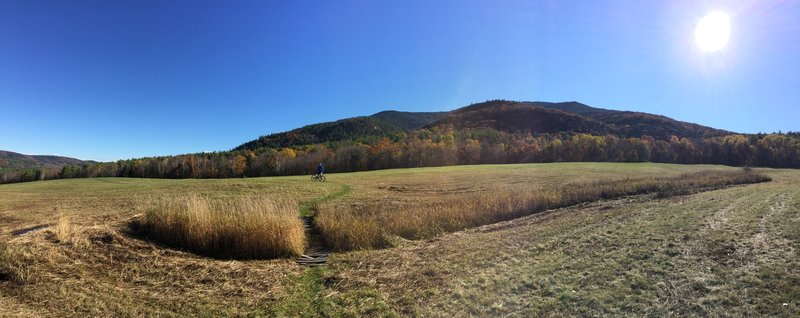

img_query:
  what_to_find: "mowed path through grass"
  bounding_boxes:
[0,163,797,316]
[299,182,352,217]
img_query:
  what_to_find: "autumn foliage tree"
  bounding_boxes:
[3,130,800,184]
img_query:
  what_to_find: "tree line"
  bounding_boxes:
[2,129,800,184]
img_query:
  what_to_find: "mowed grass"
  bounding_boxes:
[328,167,800,317]
[0,162,797,316]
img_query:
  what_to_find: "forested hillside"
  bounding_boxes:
[236,100,729,151]
[0,150,88,170]
[430,103,615,134]
[0,150,92,183]
[431,100,729,139]
[2,100,798,184]
[235,110,447,151]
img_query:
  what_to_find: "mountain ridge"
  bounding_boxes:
[4,100,798,184]
[2,100,738,166]
[235,110,449,150]
[0,150,92,171]
[236,100,731,151]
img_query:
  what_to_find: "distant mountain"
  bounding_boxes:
[532,101,731,139]
[236,100,732,151]
[0,150,91,171]
[589,111,730,139]
[369,110,448,130]
[430,102,614,135]
[235,110,447,150]
[526,101,618,118]
[429,100,730,139]
[6,99,790,185]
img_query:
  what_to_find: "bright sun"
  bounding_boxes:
[695,11,731,52]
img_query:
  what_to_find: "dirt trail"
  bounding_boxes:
[296,216,329,266]
[296,183,351,266]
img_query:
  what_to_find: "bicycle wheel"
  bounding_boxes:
[311,175,317,181]
[320,175,326,182]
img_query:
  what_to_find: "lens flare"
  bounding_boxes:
[695,11,731,52]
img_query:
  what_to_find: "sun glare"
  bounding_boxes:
[695,11,730,52]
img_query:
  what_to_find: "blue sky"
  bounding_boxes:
[1,0,799,161]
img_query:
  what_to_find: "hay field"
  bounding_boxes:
[0,163,798,316]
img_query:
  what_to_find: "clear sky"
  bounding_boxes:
[1,0,799,161]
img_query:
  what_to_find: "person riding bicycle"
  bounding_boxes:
[315,163,324,177]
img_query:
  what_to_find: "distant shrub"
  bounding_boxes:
[140,196,304,259]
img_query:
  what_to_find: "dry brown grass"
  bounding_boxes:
[0,245,32,284]
[327,169,800,317]
[316,170,771,251]
[1,163,791,316]
[139,195,305,259]
[0,224,304,317]
[52,214,73,243]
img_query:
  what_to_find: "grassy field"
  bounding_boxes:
[140,195,305,259]
[0,163,798,316]
[316,170,769,250]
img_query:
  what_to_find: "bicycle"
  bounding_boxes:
[311,173,326,182]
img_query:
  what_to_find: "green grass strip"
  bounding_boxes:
[299,183,353,217]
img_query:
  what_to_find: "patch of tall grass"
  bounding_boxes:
[52,214,74,243]
[316,170,771,251]
[140,195,305,259]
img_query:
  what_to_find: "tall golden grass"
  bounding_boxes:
[316,170,771,251]
[53,214,74,243]
[141,195,305,259]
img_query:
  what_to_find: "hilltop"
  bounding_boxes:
[0,150,91,171]
[236,100,730,151]
[441,100,730,139]
[235,110,448,150]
